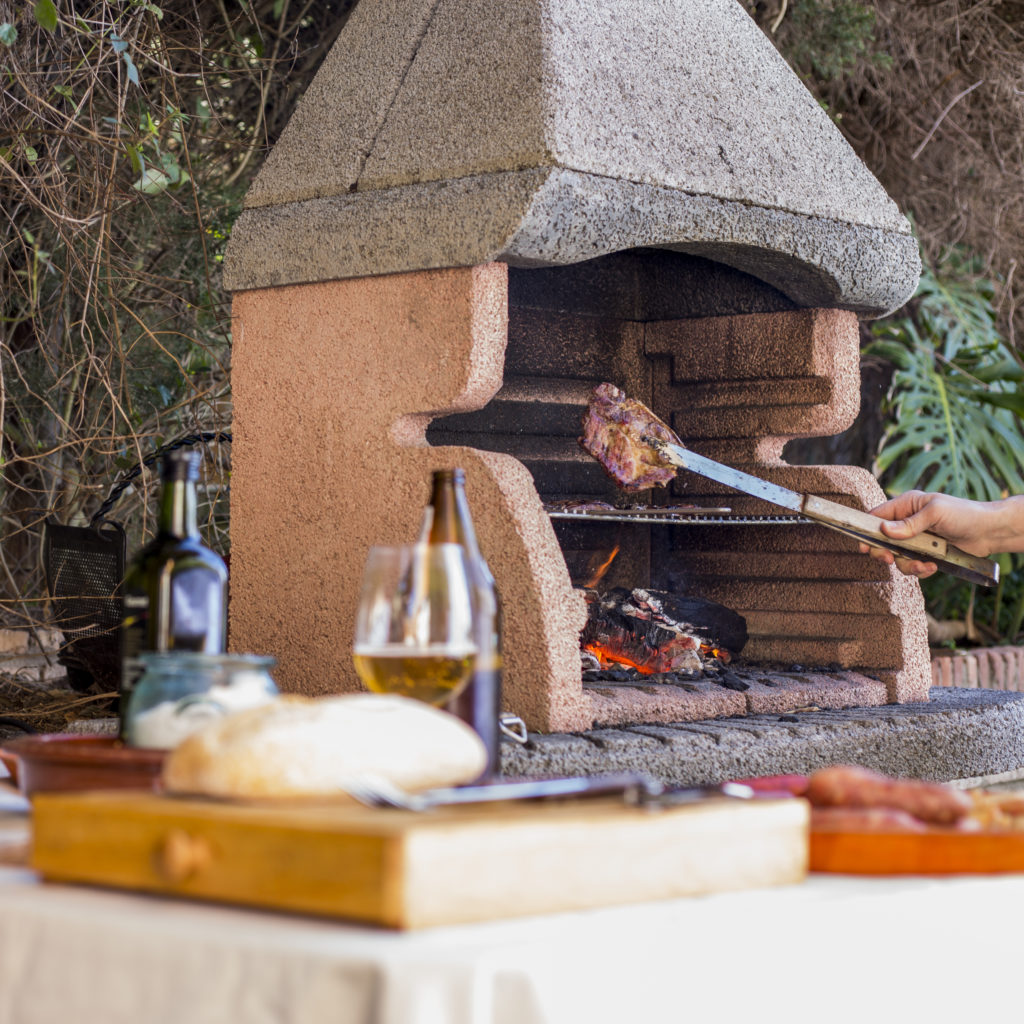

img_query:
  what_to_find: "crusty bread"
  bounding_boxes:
[161,694,487,799]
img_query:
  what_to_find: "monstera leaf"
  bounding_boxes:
[867,254,1024,639]
[868,259,1024,503]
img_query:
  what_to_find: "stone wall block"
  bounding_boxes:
[647,308,861,443]
[992,652,1007,691]
[976,651,990,688]
[966,655,979,689]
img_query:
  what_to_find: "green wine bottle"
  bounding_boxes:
[119,450,228,729]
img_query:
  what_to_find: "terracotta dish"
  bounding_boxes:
[0,734,165,796]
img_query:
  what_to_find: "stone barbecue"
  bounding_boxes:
[222,0,930,734]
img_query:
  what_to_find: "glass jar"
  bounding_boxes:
[124,652,278,750]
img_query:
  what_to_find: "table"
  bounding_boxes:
[0,856,1021,1024]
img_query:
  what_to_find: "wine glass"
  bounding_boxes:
[352,543,478,706]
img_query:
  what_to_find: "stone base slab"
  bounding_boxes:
[585,669,887,728]
[501,687,1024,785]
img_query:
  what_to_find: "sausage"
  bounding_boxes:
[805,765,973,825]
[810,806,928,833]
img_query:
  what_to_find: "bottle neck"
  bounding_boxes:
[427,473,481,558]
[158,478,199,539]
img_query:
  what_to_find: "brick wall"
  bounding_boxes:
[931,646,1024,691]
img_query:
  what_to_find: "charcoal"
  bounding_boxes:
[718,677,750,692]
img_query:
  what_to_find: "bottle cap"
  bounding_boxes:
[161,449,201,482]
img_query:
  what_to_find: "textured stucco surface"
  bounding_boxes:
[501,688,1024,785]
[644,308,931,703]
[648,307,862,442]
[223,0,920,315]
[586,671,887,729]
[657,462,933,703]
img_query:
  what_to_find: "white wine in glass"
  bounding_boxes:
[352,544,478,706]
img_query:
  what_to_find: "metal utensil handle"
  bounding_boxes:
[822,522,998,588]
[637,781,756,808]
[498,713,528,744]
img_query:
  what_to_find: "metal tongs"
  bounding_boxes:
[643,436,999,588]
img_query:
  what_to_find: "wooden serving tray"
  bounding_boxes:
[810,828,1024,875]
[31,791,808,929]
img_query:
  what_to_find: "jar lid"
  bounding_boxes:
[138,652,276,671]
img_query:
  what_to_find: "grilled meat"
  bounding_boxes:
[578,383,680,492]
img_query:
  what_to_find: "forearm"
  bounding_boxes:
[976,495,1024,555]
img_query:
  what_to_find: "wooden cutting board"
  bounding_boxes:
[31,791,808,928]
[810,828,1024,875]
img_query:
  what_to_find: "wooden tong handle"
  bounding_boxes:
[803,496,999,587]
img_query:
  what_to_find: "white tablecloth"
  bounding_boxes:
[1,861,1022,1024]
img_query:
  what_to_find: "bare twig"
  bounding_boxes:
[911,78,985,160]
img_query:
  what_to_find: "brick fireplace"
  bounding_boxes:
[222,0,928,733]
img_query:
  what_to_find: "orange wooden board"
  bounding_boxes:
[31,790,809,928]
[810,828,1024,875]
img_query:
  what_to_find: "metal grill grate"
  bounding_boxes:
[546,507,811,527]
[43,523,126,638]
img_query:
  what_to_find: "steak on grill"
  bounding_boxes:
[579,383,681,492]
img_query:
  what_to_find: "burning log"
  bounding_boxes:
[580,587,747,676]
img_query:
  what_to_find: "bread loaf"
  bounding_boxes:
[162,694,488,799]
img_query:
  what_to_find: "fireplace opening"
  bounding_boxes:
[420,246,928,725]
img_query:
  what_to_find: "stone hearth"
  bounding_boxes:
[501,688,1024,785]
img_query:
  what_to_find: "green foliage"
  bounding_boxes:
[747,0,891,84]
[785,0,889,81]
[868,253,1024,641]
[33,0,57,33]
[868,256,1024,501]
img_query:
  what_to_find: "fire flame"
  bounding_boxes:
[583,545,620,589]
[583,641,657,675]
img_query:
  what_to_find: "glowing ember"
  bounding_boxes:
[579,586,746,677]
[583,638,725,675]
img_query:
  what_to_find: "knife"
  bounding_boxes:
[349,772,756,811]
[643,437,998,587]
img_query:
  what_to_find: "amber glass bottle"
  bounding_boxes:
[119,450,228,729]
[425,468,503,778]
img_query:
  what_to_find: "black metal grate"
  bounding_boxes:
[43,521,126,691]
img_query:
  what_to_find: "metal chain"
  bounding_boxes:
[89,431,233,528]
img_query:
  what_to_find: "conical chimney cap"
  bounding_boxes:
[223,0,919,315]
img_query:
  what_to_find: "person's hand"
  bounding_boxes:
[859,490,998,579]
